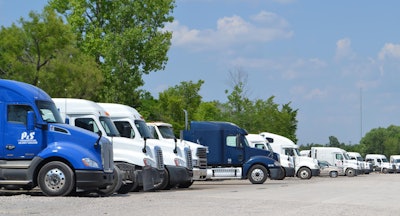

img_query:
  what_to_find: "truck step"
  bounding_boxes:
[208,167,242,179]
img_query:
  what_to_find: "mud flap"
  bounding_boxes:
[142,166,155,191]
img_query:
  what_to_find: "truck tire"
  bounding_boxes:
[345,168,356,177]
[382,168,388,174]
[329,171,338,178]
[154,169,170,190]
[97,165,122,196]
[297,167,312,179]
[247,165,268,184]
[115,163,136,194]
[178,180,194,188]
[37,161,75,196]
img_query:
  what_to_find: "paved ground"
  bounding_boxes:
[0,172,398,216]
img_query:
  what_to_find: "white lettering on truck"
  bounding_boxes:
[18,132,38,144]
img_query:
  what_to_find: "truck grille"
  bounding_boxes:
[154,146,164,170]
[101,139,114,173]
[196,147,208,169]
[185,147,193,170]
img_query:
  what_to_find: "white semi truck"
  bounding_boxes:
[53,98,165,192]
[310,147,359,177]
[365,154,392,173]
[98,103,194,189]
[259,132,320,179]
[347,152,372,174]
[147,122,208,182]
[246,134,294,180]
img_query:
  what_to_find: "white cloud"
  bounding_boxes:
[305,88,326,100]
[165,11,293,51]
[378,43,400,60]
[335,38,356,60]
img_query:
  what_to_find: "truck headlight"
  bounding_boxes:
[143,157,156,168]
[82,158,99,168]
[174,158,186,167]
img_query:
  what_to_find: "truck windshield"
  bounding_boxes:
[135,120,154,139]
[36,100,63,123]
[157,125,175,139]
[99,116,120,137]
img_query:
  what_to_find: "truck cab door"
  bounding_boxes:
[333,153,344,168]
[2,104,43,159]
[225,134,244,165]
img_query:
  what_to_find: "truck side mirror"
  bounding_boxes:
[26,111,35,131]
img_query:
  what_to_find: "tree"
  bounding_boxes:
[49,0,175,106]
[328,136,341,147]
[0,7,103,98]
[359,125,400,157]
[157,80,204,132]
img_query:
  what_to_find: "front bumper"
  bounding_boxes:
[269,167,283,180]
[311,168,320,176]
[284,167,295,177]
[75,170,114,190]
[192,167,207,180]
[166,165,193,186]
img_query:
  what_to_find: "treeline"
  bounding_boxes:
[299,125,400,158]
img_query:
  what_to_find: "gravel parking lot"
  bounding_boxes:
[0,172,398,216]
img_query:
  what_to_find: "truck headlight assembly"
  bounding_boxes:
[143,157,156,168]
[82,158,100,168]
[174,158,186,167]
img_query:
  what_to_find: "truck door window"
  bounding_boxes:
[254,144,265,149]
[7,105,33,124]
[226,136,237,147]
[75,118,100,134]
[335,154,344,160]
[114,121,135,138]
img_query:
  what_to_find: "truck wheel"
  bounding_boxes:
[178,180,194,188]
[118,183,135,194]
[329,171,338,178]
[154,169,170,190]
[247,165,268,184]
[382,168,388,174]
[37,161,75,196]
[297,167,312,179]
[98,165,122,196]
[345,168,355,177]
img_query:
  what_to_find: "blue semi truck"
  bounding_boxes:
[183,121,283,184]
[0,79,116,196]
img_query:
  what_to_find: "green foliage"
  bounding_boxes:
[0,7,103,98]
[156,80,204,132]
[359,125,400,157]
[49,0,175,106]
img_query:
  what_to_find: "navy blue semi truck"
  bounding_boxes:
[0,79,117,196]
[183,121,283,184]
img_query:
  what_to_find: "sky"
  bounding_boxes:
[2,0,400,146]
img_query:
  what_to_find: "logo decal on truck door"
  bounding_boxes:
[18,132,38,144]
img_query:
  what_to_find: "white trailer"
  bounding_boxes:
[246,134,295,179]
[53,98,165,192]
[147,122,208,181]
[259,132,320,179]
[310,147,359,177]
[98,103,194,189]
